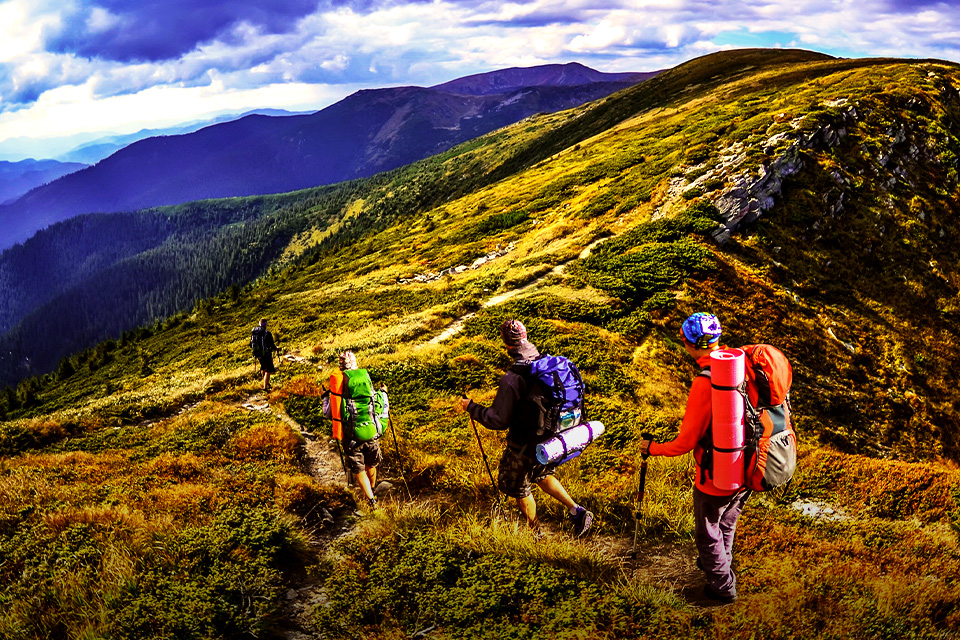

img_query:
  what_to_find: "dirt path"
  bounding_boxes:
[605,537,721,607]
[240,390,355,639]
[242,368,723,635]
[424,239,605,345]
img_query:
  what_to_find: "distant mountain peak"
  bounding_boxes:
[430,61,659,96]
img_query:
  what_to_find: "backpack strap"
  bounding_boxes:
[568,359,587,421]
[696,367,713,485]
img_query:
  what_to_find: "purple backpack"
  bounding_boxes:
[514,355,586,436]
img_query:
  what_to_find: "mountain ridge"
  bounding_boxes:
[0,158,88,204]
[0,63,654,251]
[430,61,657,95]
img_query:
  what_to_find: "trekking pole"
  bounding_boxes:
[464,394,506,518]
[388,415,413,500]
[631,432,654,558]
[334,439,352,486]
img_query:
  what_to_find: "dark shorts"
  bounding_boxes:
[257,355,276,374]
[343,439,382,474]
[496,442,555,499]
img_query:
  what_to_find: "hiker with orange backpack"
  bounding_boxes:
[323,350,389,510]
[640,312,797,604]
[640,313,746,604]
[458,319,594,537]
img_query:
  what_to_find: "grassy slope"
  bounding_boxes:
[2,50,960,638]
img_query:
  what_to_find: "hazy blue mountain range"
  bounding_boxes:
[0,109,310,164]
[0,159,89,204]
[0,63,655,251]
[53,109,312,164]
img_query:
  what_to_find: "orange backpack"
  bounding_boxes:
[700,344,797,492]
[329,370,345,441]
[740,344,797,491]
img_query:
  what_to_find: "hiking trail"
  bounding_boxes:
[241,390,351,639]
[424,238,605,345]
[231,352,734,633]
[240,383,415,638]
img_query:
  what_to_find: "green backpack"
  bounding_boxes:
[341,369,387,442]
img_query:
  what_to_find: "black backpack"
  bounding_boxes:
[512,355,587,436]
[250,326,267,358]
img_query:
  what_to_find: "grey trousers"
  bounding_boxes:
[693,487,752,597]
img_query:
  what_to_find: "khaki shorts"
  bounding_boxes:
[496,442,555,499]
[343,439,382,474]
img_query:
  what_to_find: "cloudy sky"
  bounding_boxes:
[1,0,958,157]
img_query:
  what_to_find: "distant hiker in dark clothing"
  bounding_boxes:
[323,350,388,510]
[250,318,278,391]
[459,319,593,537]
[640,312,750,604]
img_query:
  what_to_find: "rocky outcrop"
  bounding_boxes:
[669,69,960,243]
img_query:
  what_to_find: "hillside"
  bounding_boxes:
[1,48,960,639]
[0,62,651,251]
[0,65,656,388]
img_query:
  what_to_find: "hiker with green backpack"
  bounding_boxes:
[323,350,389,510]
[458,319,594,537]
[640,312,797,605]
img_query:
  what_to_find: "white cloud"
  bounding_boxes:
[0,77,353,142]
[0,1,57,62]
[320,55,350,73]
[570,20,628,51]
[1,0,960,151]
[86,6,120,33]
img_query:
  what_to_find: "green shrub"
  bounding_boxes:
[314,519,689,639]
[474,210,530,235]
[0,506,303,640]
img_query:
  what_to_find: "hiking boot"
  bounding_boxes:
[703,584,737,604]
[570,506,593,537]
[368,497,378,511]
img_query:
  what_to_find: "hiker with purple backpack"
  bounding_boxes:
[458,319,593,537]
